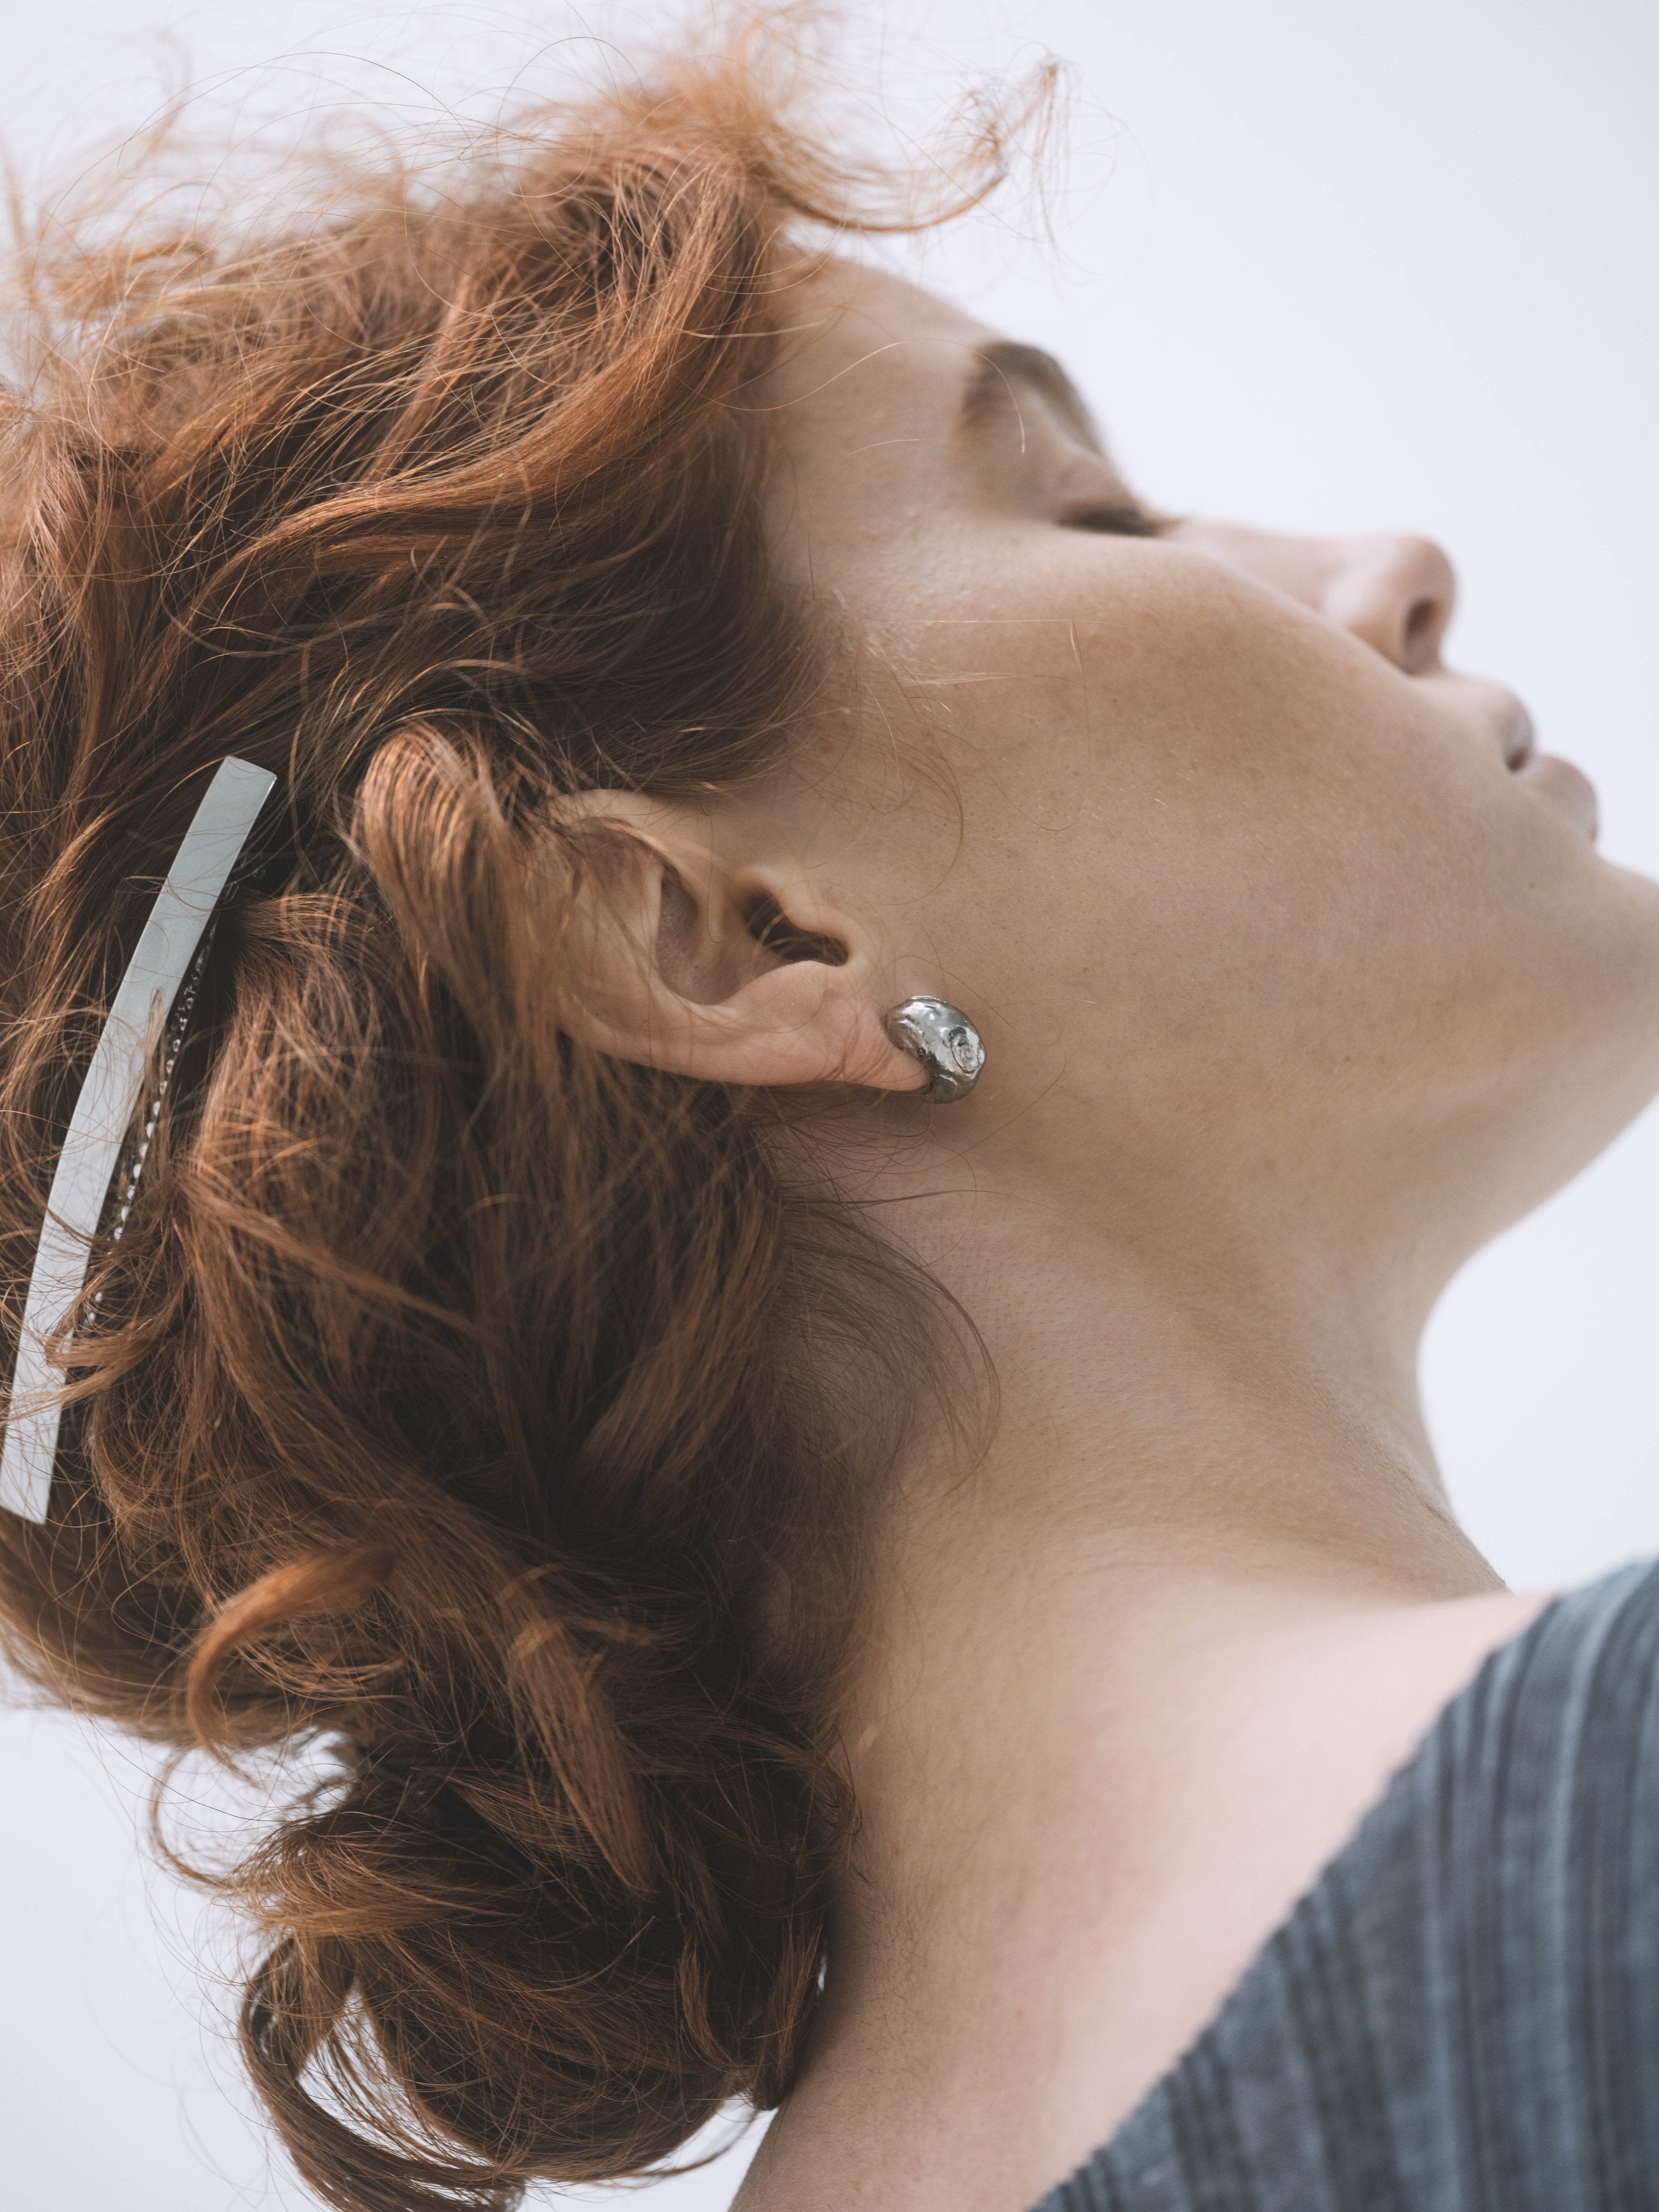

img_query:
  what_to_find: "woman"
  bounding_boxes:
[3,23,1658,2212]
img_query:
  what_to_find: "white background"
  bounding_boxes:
[2,1,1656,2205]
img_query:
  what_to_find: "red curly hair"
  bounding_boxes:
[0,16,1035,2209]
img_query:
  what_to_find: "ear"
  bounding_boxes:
[548,791,929,1094]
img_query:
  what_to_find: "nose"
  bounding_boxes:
[1319,534,1457,674]
[1171,521,1458,676]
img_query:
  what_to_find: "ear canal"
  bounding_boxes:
[741,891,849,968]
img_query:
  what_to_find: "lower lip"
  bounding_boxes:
[1514,751,1599,841]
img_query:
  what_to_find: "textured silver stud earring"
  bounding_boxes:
[883,996,985,1102]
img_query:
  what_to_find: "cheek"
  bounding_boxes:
[909,587,1605,1132]
[962,769,1476,1126]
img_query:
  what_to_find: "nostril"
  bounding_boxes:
[1403,596,1441,663]
[1319,533,1457,671]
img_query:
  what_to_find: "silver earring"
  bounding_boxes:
[883,997,985,1102]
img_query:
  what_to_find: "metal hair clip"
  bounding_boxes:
[0,757,277,1522]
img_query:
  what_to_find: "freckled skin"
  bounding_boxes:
[581,254,1659,2212]
[753,258,1659,1281]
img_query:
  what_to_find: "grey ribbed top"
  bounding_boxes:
[1028,1556,1659,2212]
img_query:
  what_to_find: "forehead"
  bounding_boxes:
[764,256,994,434]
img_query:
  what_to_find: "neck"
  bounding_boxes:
[736,1149,1528,2211]
[828,1165,1501,1817]
[863,1149,1497,1619]
[822,1151,1504,1916]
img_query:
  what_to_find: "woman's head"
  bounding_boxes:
[602,252,1659,1325]
[4,20,1659,2212]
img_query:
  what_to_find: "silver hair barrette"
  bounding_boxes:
[0,757,277,1523]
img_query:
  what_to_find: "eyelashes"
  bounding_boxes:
[1061,501,1169,538]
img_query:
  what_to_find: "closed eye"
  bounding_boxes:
[1062,502,1168,538]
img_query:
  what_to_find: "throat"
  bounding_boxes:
[737,1193,1515,2212]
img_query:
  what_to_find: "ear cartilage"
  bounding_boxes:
[882,997,985,1103]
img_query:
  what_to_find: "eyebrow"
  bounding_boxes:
[958,340,1102,450]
